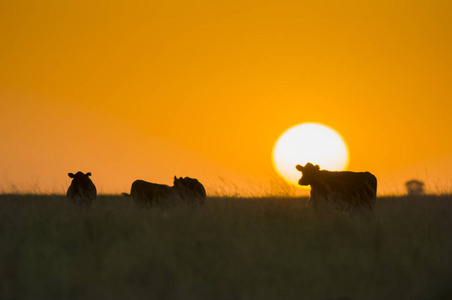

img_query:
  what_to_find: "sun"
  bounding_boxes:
[272,123,349,186]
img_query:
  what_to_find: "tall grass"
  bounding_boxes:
[0,194,451,299]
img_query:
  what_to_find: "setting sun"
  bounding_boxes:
[272,123,349,186]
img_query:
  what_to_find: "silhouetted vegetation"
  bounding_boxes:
[405,179,425,196]
[0,194,451,299]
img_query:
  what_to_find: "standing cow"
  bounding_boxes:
[67,171,97,208]
[123,176,206,206]
[296,163,377,211]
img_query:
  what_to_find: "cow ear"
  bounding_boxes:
[68,173,75,178]
[86,172,92,177]
[295,165,303,172]
[315,165,320,171]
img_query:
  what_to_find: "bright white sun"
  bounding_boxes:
[272,123,349,186]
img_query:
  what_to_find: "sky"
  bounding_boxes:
[1,0,451,195]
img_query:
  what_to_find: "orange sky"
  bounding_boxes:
[1,1,451,195]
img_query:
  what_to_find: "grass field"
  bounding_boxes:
[0,194,451,299]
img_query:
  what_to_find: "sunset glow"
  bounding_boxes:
[1,1,451,195]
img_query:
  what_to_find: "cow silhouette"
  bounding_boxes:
[67,171,97,208]
[123,176,206,206]
[296,163,377,211]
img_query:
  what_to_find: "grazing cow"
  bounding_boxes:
[296,163,377,211]
[67,171,97,208]
[123,176,206,206]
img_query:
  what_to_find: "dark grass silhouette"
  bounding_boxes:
[0,194,451,299]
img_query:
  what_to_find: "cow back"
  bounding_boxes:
[311,170,377,210]
[130,180,175,204]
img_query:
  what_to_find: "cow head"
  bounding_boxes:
[173,176,206,204]
[68,172,92,180]
[173,176,186,189]
[295,163,320,186]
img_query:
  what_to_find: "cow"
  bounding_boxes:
[295,163,377,212]
[123,176,206,206]
[173,176,206,205]
[67,171,97,208]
